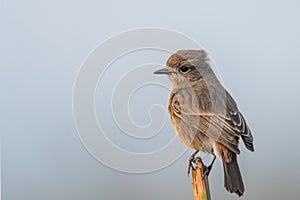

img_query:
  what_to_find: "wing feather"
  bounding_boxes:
[170,90,254,153]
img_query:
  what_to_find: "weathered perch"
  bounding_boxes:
[191,159,211,200]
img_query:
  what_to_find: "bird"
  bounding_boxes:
[153,50,254,196]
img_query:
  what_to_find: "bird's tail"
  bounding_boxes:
[222,153,244,196]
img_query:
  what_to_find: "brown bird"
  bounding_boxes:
[154,50,254,196]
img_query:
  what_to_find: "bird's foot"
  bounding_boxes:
[201,165,212,179]
[201,155,216,179]
[187,157,195,176]
[187,150,199,176]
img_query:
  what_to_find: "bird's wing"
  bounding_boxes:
[225,93,254,152]
[170,90,253,154]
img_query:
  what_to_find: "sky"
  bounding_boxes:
[1,0,300,200]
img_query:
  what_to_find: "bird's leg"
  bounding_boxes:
[187,150,199,176]
[202,155,216,178]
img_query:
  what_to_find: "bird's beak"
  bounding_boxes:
[153,68,172,75]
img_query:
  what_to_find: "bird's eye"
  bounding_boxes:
[179,65,190,73]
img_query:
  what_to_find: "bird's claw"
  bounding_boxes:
[201,165,212,179]
[187,156,201,177]
[187,157,194,177]
[188,150,200,176]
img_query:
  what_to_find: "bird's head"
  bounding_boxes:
[154,50,216,89]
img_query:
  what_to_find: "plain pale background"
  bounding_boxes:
[1,0,300,200]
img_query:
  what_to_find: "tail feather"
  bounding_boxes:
[222,153,244,196]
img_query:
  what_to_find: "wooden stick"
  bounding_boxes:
[191,159,211,200]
